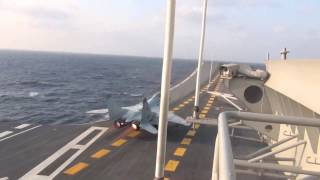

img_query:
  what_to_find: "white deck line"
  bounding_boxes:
[0,125,42,143]
[15,124,31,129]
[19,126,108,180]
[0,131,13,138]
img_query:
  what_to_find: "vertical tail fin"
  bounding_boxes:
[107,99,126,120]
[141,97,158,134]
[141,98,153,123]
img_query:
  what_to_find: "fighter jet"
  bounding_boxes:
[87,92,190,134]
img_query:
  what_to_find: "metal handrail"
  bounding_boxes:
[154,0,176,179]
[212,111,320,180]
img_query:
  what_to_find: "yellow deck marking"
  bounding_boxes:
[201,110,208,114]
[165,160,180,172]
[186,130,196,137]
[199,114,206,118]
[174,147,186,157]
[112,138,127,147]
[127,131,141,138]
[183,101,189,105]
[204,107,210,110]
[179,104,184,108]
[210,97,215,101]
[91,149,110,159]
[194,124,200,129]
[181,138,192,145]
[208,100,214,103]
[173,107,180,111]
[64,162,88,175]
[164,178,170,180]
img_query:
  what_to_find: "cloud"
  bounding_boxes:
[0,0,319,61]
[273,26,287,34]
[212,0,282,8]
[0,1,76,19]
[25,7,70,21]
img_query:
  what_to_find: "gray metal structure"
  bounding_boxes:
[193,0,208,119]
[212,111,320,180]
[154,0,176,179]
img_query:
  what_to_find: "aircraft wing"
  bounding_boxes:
[168,112,191,126]
[140,123,158,134]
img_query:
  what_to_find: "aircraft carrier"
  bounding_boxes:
[2,57,320,180]
[1,0,320,179]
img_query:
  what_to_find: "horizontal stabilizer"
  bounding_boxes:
[168,112,191,126]
[140,123,158,134]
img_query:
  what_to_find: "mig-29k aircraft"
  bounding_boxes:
[87,93,190,134]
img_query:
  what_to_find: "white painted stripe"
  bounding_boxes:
[0,125,42,143]
[0,177,9,180]
[15,124,31,129]
[0,131,13,138]
[19,126,108,180]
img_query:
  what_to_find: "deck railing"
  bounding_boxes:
[212,111,320,180]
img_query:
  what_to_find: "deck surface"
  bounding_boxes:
[0,77,270,180]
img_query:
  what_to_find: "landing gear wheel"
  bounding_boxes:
[114,119,126,128]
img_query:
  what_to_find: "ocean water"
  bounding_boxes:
[0,50,196,124]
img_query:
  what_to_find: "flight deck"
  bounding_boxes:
[0,77,269,180]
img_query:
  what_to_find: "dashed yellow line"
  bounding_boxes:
[91,149,111,159]
[173,107,180,111]
[111,138,127,147]
[165,160,180,172]
[194,124,200,129]
[174,147,187,157]
[127,131,141,138]
[186,130,196,137]
[181,138,192,145]
[201,110,208,114]
[163,80,219,177]
[199,114,206,118]
[64,162,89,175]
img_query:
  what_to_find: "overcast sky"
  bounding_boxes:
[0,0,319,62]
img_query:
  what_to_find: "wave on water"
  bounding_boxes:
[130,93,143,97]
[16,80,64,87]
[29,92,39,97]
